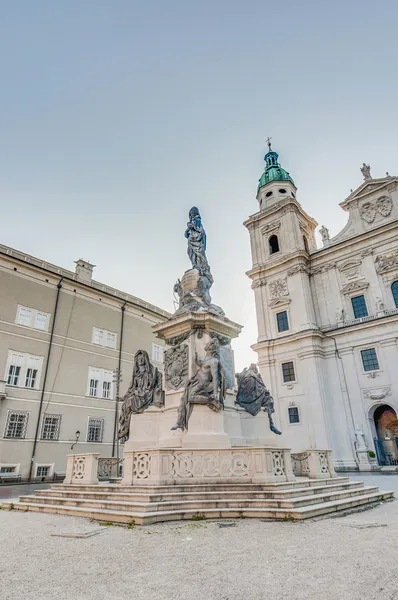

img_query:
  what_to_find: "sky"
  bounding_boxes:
[1,0,398,370]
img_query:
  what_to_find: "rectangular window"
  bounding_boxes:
[152,344,164,363]
[6,352,43,389]
[276,311,289,332]
[351,295,368,318]
[34,312,49,331]
[361,348,380,372]
[36,465,51,477]
[102,381,111,399]
[87,368,113,398]
[5,411,29,439]
[92,328,117,349]
[0,466,16,474]
[87,418,104,442]
[16,305,50,331]
[288,407,300,424]
[282,361,296,383]
[36,466,50,477]
[7,353,24,386]
[16,307,33,327]
[41,414,61,440]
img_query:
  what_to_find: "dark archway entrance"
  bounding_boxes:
[373,404,398,465]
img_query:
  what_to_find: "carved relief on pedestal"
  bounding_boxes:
[164,344,189,390]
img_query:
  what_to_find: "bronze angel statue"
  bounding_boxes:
[235,364,281,435]
[171,338,226,431]
[118,349,164,442]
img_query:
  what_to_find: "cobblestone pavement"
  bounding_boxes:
[0,474,397,600]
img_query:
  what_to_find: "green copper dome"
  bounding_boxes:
[258,144,295,190]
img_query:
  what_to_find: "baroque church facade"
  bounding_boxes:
[245,143,398,470]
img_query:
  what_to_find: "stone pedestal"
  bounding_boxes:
[152,310,243,449]
[64,453,100,485]
[356,449,374,471]
[121,446,295,486]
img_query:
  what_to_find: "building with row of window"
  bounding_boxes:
[0,246,168,480]
[245,143,398,469]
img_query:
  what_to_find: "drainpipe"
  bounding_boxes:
[112,302,126,459]
[28,277,63,481]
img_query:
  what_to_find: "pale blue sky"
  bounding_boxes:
[1,1,397,369]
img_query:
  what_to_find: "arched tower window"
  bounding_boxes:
[269,235,280,254]
[392,281,398,307]
[303,235,309,252]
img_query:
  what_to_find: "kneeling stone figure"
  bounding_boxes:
[235,364,281,435]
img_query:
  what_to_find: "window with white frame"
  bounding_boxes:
[15,305,50,331]
[87,367,114,398]
[92,327,117,349]
[0,465,17,474]
[282,361,296,383]
[288,406,300,424]
[360,348,380,372]
[41,414,61,440]
[87,418,104,442]
[152,343,164,363]
[6,351,43,389]
[4,411,29,438]
[36,465,51,477]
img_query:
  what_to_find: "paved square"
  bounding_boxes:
[1,475,397,600]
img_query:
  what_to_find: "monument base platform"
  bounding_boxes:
[4,476,393,526]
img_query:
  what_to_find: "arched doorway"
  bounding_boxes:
[373,404,398,465]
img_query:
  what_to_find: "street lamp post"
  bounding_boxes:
[112,368,122,475]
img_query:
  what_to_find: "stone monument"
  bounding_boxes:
[121,207,296,486]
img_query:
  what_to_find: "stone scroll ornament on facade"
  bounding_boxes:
[235,364,281,435]
[171,338,226,431]
[118,350,165,442]
[360,196,393,223]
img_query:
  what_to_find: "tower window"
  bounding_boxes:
[303,236,309,252]
[351,295,368,318]
[288,407,300,424]
[279,188,287,194]
[265,191,273,198]
[282,361,296,383]
[392,281,398,308]
[269,235,280,254]
[276,311,289,332]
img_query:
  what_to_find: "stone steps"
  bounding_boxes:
[2,490,393,525]
[33,480,363,503]
[18,485,380,512]
[48,477,351,494]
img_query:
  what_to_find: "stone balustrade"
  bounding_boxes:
[63,453,100,485]
[97,457,121,480]
[291,449,336,479]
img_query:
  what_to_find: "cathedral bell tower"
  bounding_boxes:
[244,141,330,451]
